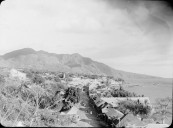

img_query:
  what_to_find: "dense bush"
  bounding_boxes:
[32,75,45,84]
[151,97,172,124]
[115,78,125,82]
[117,100,152,119]
[102,91,112,97]
[88,75,98,79]
[58,73,65,79]
[54,76,61,82]
[110,86,141,97]
[60,87,80,112]
[64,87,80,104]
[49,101,63,112]
[38,96,52,109]
[25,70,34,79]
[4,85,19,98]
[107,76,114,79]
[0,69,84,127]
[66,77,73,82]
[0,75,5,84]
[57,83,68,90]
[61,100,72,111]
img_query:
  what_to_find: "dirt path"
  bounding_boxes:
[75,90,108,127]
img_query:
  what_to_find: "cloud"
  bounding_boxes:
[0,0,172,77]
[103,0,173,53]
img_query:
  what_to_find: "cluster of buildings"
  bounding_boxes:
[87,79,155,127]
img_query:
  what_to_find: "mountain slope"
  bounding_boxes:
[0,48,171,84]
[3,48,36,60]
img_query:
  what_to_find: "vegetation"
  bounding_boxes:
[117,99,152,120]
[0,68,172,127]
[151,97,172,124]
[0,69,81,127]
[110,86,142,97]
[54,76,61,82]
[32,74,45,84]
[0,75,5,84]
[64,87,78,103]
[88,75,99,79]
[114,78,125,83]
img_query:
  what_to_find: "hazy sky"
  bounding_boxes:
[0,0,173,78]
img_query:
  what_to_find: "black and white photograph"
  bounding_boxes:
[0,0,172,127]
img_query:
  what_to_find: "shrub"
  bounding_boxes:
[64,87,80,104]
[49,101,63,112]
[56,83,67,90]
[111,87,141,97]
[54,76,61,82]
[151,97,172,123]
[32,75,45,84]
[38,96,52,109]
[61,100,72,111]
[58,73,64,79]
[25,71,34,79]
[89,75,98,79]
[0,75,5,84]
[117,100,152,118]
[66,77,73,82]
[4,85,19,97]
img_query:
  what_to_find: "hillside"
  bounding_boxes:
[0,48,171,84]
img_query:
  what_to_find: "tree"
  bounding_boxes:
[0,75,5,91]
[61,100,72,111]
[134,103,152,121]
[103,91,112,97]
[38,95,52,109]
[111,87,140,97]
[117,100,152,121]
[64,87,80,104]
[32,75,45,84]
[152,97,172,124]
[25,70,34,79]
[0,75,5,84]
[54,76,61,82]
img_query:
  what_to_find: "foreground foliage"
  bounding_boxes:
[0,69,80,127]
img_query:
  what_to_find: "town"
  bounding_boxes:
[0,67,172,127]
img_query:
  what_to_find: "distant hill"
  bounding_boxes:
[0,48,171,84]
[2,48,36,60]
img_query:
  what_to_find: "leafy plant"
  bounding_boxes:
[151,97,172,124]
[117,100,152,119]
[32,75,45,84]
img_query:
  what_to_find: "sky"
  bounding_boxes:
[0,0,173,78]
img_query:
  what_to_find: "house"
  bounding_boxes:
[95,100,106,107]
[102,107,124,119]
[118,113,147,127]
[144,123,169,128]
[101,97,119,107]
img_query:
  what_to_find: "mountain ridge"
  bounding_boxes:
[0,48,171,83]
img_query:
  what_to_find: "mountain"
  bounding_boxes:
[0,48,171,84]
[2,48,36,60]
